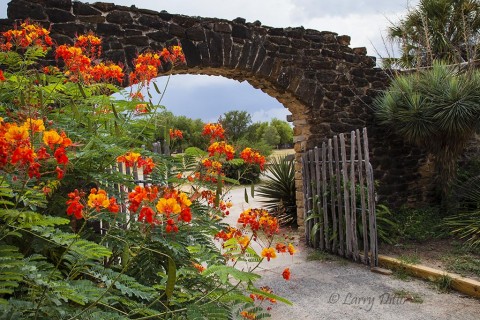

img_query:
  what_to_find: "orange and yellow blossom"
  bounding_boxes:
[156,197,181,215]
[287,243,296,255]
[1,21,52,51]
[87,188,110,211]
[202,123,225,140]
[207,141,235,160]
[23,118,45,133]
[4,123,29,142]
[261,247,277,261]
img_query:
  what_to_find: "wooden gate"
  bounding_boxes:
[301,128,378,267]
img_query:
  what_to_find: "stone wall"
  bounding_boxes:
[1,0,431,228]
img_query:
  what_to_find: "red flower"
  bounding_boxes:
[202,123,225,140]
[282,268,291,280]
[66,189,84,219]
[55,166,64,179]
[139,206,156,224]
[54,147,69,164]
[108,197,119,213]
[0,69,5,81]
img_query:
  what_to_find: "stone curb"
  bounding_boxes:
[378,254,480,299]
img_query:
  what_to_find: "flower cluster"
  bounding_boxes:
[0,20,53,51]
[116,151,155,175]
[66,188,118,220]
[240,147,266,170]
[129,47,186,85]
[169,128,183,139]
[55,33,124,84]
[88,188,119,213]
[250,286,277,304]
[238,208,279,236]
[202,123,225,141]
[0,118,72,179]
[207,141,235,160]
[128,186,193,232]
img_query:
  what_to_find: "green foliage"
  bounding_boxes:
[262,126,281,147]
[374,63,480,205]
[223,158,261,184]
[270,118,293,146]
[218,110,252,141]
[394,207,445,241]
[386,0,480,68]
[256,156,297,226]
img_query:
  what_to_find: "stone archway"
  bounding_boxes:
[3,0,425,228]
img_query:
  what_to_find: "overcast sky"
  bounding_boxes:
[0,0,419,123]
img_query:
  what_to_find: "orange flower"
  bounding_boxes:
[156,197,181,215]
[5,123,29,142]
[137,156,155,174]
[43,129,63,148]
[282,268,291,280]
[240,147,266,170]
[107,197,119,213]
[139,206,156,224]
[117,151,141,167]
[89,62,124,83]
[240,311,256,319]
[207,141,235,160]
[1,21,52,51]
[55,166,64,179]
[87,188,110,211]
[276,242,287,253]
[23,118,45,133]
[129,52,162,85]
[261,247,277,261]
[128,185,158,212]
[135,103,148,114]
[192,262,205,273]
[11,146,36,165]
[202,123,225,140]
[169,128,183,139]
[66,189,84,219]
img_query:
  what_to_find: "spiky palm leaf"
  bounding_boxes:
[256,156,296,226]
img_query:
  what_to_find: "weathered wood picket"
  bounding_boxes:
[302,128,378,267]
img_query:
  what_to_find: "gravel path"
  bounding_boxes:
[224,186,480,320]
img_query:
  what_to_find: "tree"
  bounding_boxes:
[218,110,252,141]
[270,118,293,146]
[374,62,480,209]
[386,0,480,68]
[262,125,281,147]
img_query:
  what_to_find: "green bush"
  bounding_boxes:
[223,158,261,184]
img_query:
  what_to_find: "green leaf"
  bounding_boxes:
[244,188,249,203]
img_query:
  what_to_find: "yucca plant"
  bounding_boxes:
[256,156,297,227]
[444,175,480,248]
[374,62,480,210]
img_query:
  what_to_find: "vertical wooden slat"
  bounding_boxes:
[302,153,311,243]
[363,128,378,267]
[339,133,352,258]
[314,147,323,249]
[350,131,359,261]
[356,129,369,265]
[328,139,337,253]
[321,142,329,251]
[333,135,344,256]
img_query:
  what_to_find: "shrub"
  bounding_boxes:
[256,156,297,227]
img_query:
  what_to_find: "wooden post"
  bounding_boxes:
[328,139,337,253]
[321,142,329,251]
[314,147,323,249]
[350,131,359,262]
[356,129,369,265]
[333,135,344,256]
[340,133,352,258]
[363,128,378,267]
[302,153,311,244]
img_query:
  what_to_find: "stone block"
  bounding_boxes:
[138,15,166,29]
[8,0,47,20]
[106,10,133,24]
[214,23,232,33]
[73,2,102,15]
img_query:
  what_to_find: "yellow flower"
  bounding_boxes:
[24,118,45,133]
[178,192,192,207]
[43,129,63,147]
[261,247,277,261]
[5,123,29,142]
[156,197,181,215]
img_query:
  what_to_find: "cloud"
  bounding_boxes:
[251,108,291,123]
